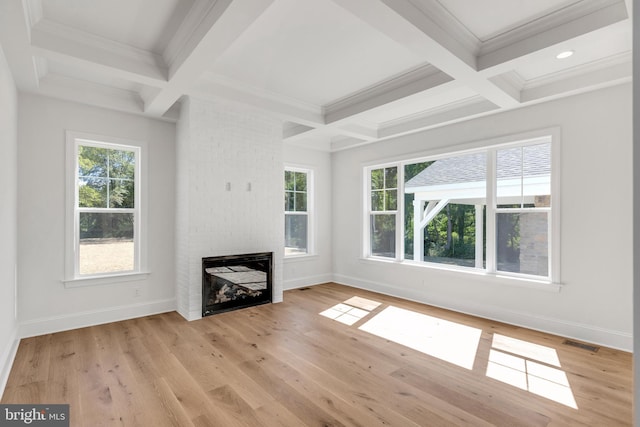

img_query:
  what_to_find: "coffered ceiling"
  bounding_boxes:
[0,0,631,151]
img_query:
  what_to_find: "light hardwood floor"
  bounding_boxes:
[2,283,632,426]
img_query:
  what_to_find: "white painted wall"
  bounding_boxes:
[283,145,333,289]
[175,97,284,320]
[0,46,19,396]
[332,84,632,351]
[17,94,177,337]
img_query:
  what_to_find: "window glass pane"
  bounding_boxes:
[524,143,551,207]
[78,146,108,177]
[385,189,397,211]
[497,212,548,277]
[79,212,134,275]
[285,214,308,255]
[295,172,307,192]
[423,203,481,267]
[371,190,384,211]
[79,177,107,208]
[285,170,295,191]
[370,214,395,258]
[404,153,486,267]
[285,191,294,211]
[295,192,307,212]
[403,161,433,260]
[385,167,397,188]
[497,143,550,208]
[371,169,384,190]
[109,179,135,208]
[108,149,135,180]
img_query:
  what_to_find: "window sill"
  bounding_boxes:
[284,254,318,263]
[63,271,151,288]
[359,257,562,293]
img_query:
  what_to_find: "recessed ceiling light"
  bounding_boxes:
[556,50,574,59]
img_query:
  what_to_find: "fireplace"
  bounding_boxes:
[202,252,273,317]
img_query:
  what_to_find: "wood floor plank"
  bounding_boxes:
[1,283,632,426]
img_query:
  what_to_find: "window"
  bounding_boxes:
[495,144,551,277]
[364,134,558,283]
[369,166,398,258]
[65,132,144,283]
[285,168,313,256]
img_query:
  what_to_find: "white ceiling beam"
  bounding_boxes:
[324,65,454,124]
[378,97,498,139]
[330,122,378,141]
[37,73,144,116]
[330,136,369,152]
[30,20,168,88]
[35,73,179,122]
[188,76,323,126]
[144,0,275,116]
[521,58,631,103]
[282,121,377,145]
[0,0,39,90]
[283,122,315,140]
[478,0,628,74]
[330,0,520,108]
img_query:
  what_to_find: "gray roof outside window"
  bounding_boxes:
[405,143,551,189]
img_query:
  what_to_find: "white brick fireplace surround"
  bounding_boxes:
[176,96,284,320]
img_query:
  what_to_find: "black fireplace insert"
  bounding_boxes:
[202,252,272,317]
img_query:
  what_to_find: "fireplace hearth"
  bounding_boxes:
[202,252,272,317]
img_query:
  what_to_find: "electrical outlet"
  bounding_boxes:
[134,288,140,297]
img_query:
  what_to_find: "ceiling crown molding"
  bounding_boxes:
[162,0,226,72]
[191,72,324,126]
[22,0,42,30]
[409,0,481,55]
[522,50,631,91]
[31,19,168,85]
[479,0,625,56]
[33,19,165,68]
[324,64,453,123]
[204,73,322,116]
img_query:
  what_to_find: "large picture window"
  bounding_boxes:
[285,167,313,256]
[65,133,142,282]
[365,134,558,282]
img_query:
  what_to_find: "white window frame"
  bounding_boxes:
[64,131,149,287]
[284,166,314,258]
[362,129,561,286]
[365,164,403,261]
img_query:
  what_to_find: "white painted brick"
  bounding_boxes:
[176,97,284,319]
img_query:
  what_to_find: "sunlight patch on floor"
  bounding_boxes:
[491,333,561,367]
[319,296,381,326]
[358,306,482,369]
[487,334,578,409]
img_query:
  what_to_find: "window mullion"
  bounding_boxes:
[397,164,404,261]
[486,149,497,273]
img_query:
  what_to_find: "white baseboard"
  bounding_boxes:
[177,308,202,321]
[333,274,632,352]
[283,273,333,291]
[0,327,19,400]
[19,298,177,339]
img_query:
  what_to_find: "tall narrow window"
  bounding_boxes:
[495,143,551,277]
[369,166,398,258]
[68,135,141,278]
[285,168,312,256]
